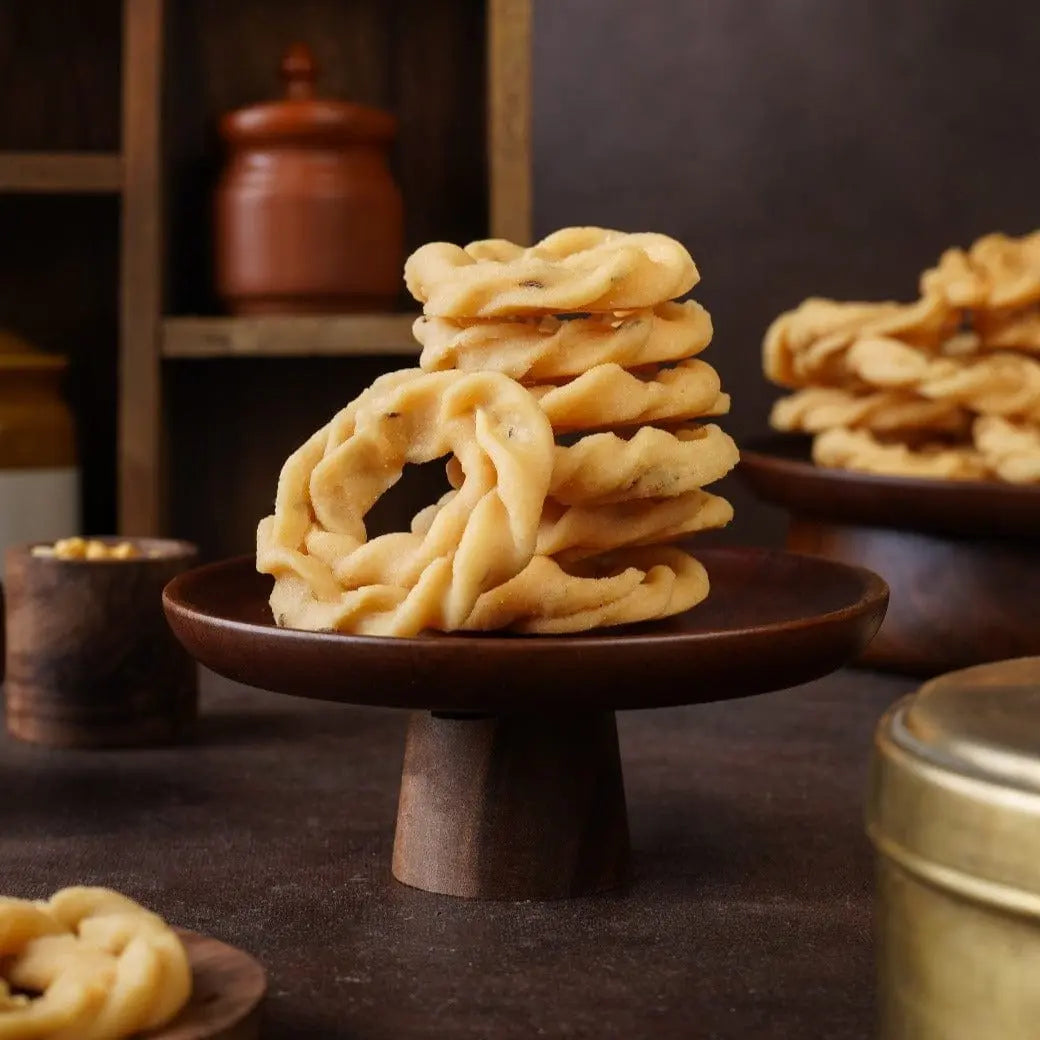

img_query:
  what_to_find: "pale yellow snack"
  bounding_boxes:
[921,231,1040,310]
[972,416,1040,484]
[413,488,733,562]
[0,887,191,1040]
[549,423,740,505]
[975,307,1040,353]
[811,427,987,480]
[843,338,1040,422]
[770,387,970,436]
[463,547,710,633]
[415,301,713,380]
[405,227,698,317]
[256,369,555,636]
[529,358,728,431]
[763,294,954,388]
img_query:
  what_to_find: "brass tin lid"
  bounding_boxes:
[868,657,1040,917]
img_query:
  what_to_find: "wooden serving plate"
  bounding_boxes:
[146,930,265,1039]
[739,435,1040,677]
[164,547,887,900]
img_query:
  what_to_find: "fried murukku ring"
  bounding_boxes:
[256,369,555,636]
[463,546,710,634]
[763,294,953,388]
[528,358,728,431]
[412,488,733,563]
[921,231,1040,310]
[404,227,699,317]
[414,301,713,380]
[811,427,987,480]
[0,887,191,1040]
[547,423,740,505]
[770,387,970,436]
[973,416,1040,484]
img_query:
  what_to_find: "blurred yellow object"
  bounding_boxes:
[0,329,79,566]
[869,657,1040,1040]
[31,538,141,561]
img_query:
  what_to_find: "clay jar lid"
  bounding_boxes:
[220,42,397,148]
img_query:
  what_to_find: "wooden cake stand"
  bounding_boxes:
[739,435,1040,677]
[148,930,266,1039]
[163,547,887,901]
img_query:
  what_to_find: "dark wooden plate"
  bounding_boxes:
[145,929,265,1039]
[163,548,888,713]
[739,434,1040,538]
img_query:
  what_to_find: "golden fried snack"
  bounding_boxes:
[770,387,970,436]
[413,488,733,562]
[464,547,709,633]
[257,369,555,636]
[921,231,1040,310]
[0,887,191,1040]
[415,301,713,380]
[972,307,1040,353]
[405,227,699,317]
[972,416,1040,484]
[529,359,728,431]
[811,427,987,480]
[844,338,1040,422]
[763,294,953,387]
[549,423,740,504]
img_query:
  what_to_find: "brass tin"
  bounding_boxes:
[868,656,1040,1039]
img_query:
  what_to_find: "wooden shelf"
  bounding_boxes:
[162,314,422,359]
[0,152,123,193]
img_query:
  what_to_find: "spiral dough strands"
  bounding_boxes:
[258,227,738,634]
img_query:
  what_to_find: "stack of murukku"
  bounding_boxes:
[764,230,1040,483]
[256,227,738,636]
[406,227,739,632]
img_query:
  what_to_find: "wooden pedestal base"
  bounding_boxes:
[788,519,1040,677]
[392,711,631,900]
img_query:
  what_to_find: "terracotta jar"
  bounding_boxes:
[215,43,404,315]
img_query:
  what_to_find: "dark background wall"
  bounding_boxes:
[534,0,1040,546]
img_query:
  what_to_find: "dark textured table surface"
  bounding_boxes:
[0,668,915,1039]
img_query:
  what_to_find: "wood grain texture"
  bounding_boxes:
[738,438,1040,676]
[4,538,198,748]
[119,0,166,535]
[161,548,888,712]
[0,152,122,193]
[788,520,1040,677]
[393,711,630,899]
[146,929,266,1040]
[0,1,121,151]
[488,0,532,242]
[162,315,420,358]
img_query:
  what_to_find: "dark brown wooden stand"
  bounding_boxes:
[163,548,888,902]
[393,711,630,899]
[739,436,1040,678]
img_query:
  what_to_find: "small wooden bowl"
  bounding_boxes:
[4,538,199,748]
[739,436,1040,677]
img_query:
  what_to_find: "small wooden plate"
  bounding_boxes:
[145,930,266,1039]
[163,547,888,713]
[739,436,1040,676]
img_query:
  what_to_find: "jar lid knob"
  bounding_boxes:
[280,42,318,100]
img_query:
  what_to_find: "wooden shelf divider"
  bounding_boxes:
[0,152,123,193]
[162,314,421,359]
